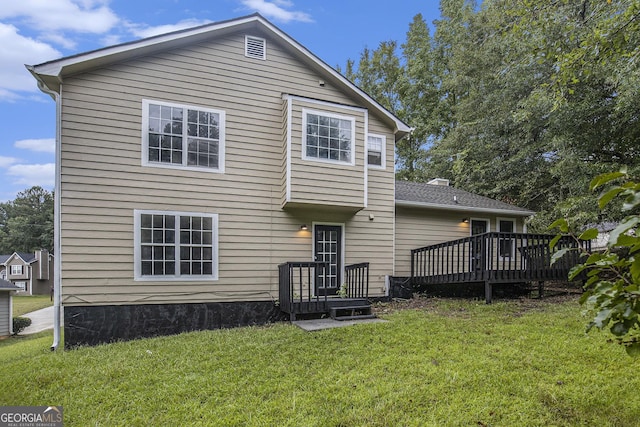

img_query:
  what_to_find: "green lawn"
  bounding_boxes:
[12,295,53,317]
[0,298,638,426]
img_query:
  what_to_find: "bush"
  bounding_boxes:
[12,317,32,335]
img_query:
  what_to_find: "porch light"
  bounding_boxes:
[462,218,469,223]
[300,224,308,231]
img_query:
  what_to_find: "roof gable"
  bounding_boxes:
[5,252,37,265]
[27,13,410,139]
[395,181,534,216]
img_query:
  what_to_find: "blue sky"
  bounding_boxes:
[0,0,441,202]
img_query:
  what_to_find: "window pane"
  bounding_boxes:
[368,151,382,166]
[142,261,152,275]
[141,246,152,260]
[165,262,175,275]
[180,262,190,275]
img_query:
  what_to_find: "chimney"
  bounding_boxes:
[36,249,50,280]
[427,178,450,186]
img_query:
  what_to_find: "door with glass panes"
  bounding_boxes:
[313,225,342,296]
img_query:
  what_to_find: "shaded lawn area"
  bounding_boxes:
[1,298,639,426]
[12,295,52,317]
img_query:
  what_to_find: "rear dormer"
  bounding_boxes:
[281,94,367,212]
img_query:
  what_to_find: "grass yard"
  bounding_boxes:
[12,294,53,317]
[1,297,639,426]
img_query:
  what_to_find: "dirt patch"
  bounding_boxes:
[372,281,583,317]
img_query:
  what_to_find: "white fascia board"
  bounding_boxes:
[29,14,410,137]
[395,200,535,217]
[29,15,260,77]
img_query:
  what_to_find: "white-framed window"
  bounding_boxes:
[498,218,516,258]
[10,265,23,275]
[142,100,225,173]
[134,210,218,281]
[245,35,266,60]
[14,281,26,291]
[367,134,386,168]
[302,109,355,165]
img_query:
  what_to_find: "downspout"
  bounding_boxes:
[50,83,62,351]
[28,71,62,351]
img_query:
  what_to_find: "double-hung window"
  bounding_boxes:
[367,134,386,168]
[134,210,218,281]
[10,265,23,275]
[302,109,355,165]
[142,100,225,172]
[498,218,516,258]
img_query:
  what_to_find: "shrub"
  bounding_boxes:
[12,317,32,335]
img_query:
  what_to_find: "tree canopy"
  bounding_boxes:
[0,186,54,254]
[345,0,640,230]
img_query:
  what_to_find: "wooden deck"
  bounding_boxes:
[411,232,590,302]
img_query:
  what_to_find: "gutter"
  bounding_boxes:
[27,65,62,351]
[395,200,535,217]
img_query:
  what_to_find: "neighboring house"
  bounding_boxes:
[0,250,53,296]
[0,279,20,337]
[28,14,572,347]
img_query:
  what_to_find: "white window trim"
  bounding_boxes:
[245,35,266,60]
[301,108,356,166]
[497,217,517,259]
[134,209,219,282]
[10,265,23,275]
[141,99,226,174]
[366,133,386,169]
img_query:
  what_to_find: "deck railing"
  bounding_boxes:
[278,261,371,320]
[278,261,329,320]
[344,262,369,299]
[411,232,590,285]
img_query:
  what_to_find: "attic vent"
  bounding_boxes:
[427,178,450,186]
[245,35,266,60]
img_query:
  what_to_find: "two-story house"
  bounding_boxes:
[29,14,552,348]
[0,250,53,295]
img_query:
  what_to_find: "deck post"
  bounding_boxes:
[484,281,492,304]
[538,281,544,299]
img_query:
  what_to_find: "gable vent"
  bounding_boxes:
[245,35,266,60]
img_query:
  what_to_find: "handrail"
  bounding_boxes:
[411,232,591,284]
[278,261,329,320]
[344,262,369,299]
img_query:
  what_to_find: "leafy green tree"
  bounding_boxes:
[550,168,640,355]
[0,187,54,254]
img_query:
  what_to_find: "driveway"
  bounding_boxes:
[20,306,62,334]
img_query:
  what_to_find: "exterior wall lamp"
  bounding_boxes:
[462,218,469,223]
[300,224,308,231]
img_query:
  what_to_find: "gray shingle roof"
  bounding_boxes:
[395,181,534,216]
[0,255,10,265]
[0,279,20,291]
[15,252,36,263]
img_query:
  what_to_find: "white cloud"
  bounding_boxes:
[6,163,55,188]
[240,0,313,23]
[128,19,213,39]
[0,23,61,97]
[0,156,20,168]
[0,0,119,34]
[14,138,56,153]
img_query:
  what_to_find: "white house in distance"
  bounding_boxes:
[28,14,557,348]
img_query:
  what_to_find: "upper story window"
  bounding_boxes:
[367,134,386,168]
[302,109,355,165]
[134,210,218,281]
[142,100,225,173]
[10,265,23,275]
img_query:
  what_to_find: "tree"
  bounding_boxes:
[0,187,54,254]
[550,168,640,355]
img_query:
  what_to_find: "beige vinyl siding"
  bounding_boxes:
[0,292,10,336]
[58,29,396,305]
[394,207,525,277]
[285,98,366,209]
